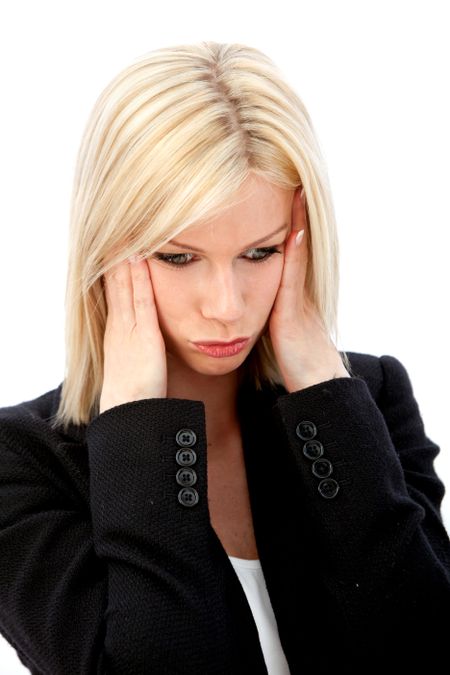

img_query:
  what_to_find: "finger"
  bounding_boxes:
[101,249,119,315]
[276,203,308,304]
[107,260,136,328]
[291,187,307,232]
[291,186,309,267]
[129,258,158,331]
[279,228,303,296]
[102,270,118,324]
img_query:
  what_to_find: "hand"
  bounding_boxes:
[268,187,350,393]
[99,256,167,414]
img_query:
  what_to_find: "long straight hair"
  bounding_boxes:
[50,41,352,433]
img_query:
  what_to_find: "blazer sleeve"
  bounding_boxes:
[271,353,450,672]
[0,398,257,675]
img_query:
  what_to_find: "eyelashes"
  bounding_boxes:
[153,246,283,270]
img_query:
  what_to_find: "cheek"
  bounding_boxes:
[246,259,284,309]
[148,258,284,317]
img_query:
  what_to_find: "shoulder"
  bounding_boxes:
[261,350,415,406]
[343,350,420,406]
[0,382,89,501]
[0,352,419,449]
[343,350,411,395]
[0,381,67,446]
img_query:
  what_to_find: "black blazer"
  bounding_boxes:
[0,351,449,674]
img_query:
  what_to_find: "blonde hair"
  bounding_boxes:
[51,40,352,433]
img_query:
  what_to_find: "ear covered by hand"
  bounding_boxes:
[268,186,350,392]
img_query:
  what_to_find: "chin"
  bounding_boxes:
[192,354,247,373]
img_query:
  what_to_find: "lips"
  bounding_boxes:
[193,337,249,346]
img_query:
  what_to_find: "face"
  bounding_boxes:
[147,173,294,377]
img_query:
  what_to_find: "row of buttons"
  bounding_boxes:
[175,428,199,507]
[295,420,340,499]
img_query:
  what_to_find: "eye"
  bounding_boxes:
[245,247,282,262]
[153,246,283,269]
[153,252,195,267]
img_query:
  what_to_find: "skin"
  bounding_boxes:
[101,172,350,452]
[147,173,293,445]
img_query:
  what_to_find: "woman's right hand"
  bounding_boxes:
[99,256,167,414]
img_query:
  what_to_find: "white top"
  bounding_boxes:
[228,555,291,674]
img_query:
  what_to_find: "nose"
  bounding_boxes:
[200,267,245,323]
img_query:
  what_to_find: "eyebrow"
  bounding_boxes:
[168,223,289,253]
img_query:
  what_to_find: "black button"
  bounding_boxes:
[296,421,317,440]
[303,440,324,460]
[178,487,199,507]
[175,429,197,446]
[176,448,197,466]
[176,467,197,487]
[318,478,339,499]
[312,458,333,478]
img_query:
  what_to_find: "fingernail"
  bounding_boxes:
[295,229,305,247]
[128,254,139,263]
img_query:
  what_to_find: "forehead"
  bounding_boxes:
[169,223,289,253]
[169,179,294,250]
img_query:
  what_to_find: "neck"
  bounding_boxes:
[166,356,244,444]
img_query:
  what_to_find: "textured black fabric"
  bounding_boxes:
[0,351,449,674]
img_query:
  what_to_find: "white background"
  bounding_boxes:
[0,0,449,672]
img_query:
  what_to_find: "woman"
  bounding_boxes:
[0,41,448,675]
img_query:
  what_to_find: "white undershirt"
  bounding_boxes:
[228,555,291,674]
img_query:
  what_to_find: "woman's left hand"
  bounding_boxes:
[268,187,351,393]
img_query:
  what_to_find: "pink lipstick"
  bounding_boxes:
[192,337,250,358]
